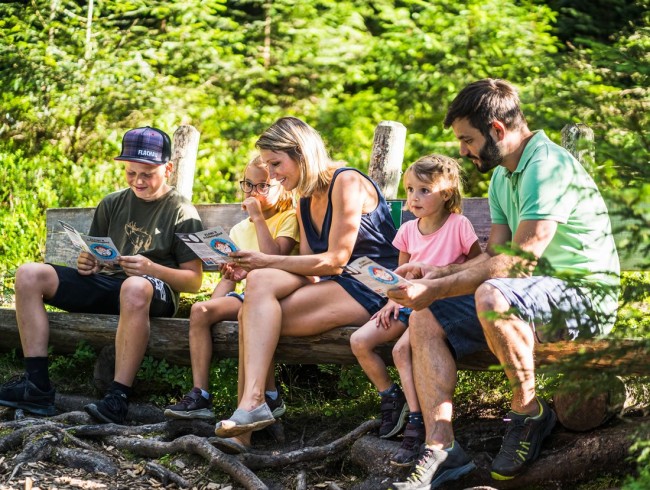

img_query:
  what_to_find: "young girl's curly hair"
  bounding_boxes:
[404,154,464,214]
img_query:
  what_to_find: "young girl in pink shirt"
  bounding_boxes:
[350,154,481,466]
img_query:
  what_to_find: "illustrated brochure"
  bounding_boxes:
[344,256,413,297]
[176,226,239,266]
[59,220,121,265]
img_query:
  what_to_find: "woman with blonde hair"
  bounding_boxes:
[213,116,399,451]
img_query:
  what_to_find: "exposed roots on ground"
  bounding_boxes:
[0,402,380,490]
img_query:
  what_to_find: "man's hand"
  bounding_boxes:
[118,254,155,277]
[77,251,100,276]
[387,279,438,311]
[394,262,441,280]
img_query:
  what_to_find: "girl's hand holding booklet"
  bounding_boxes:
[176,226,239,266]
[344,256,413,298]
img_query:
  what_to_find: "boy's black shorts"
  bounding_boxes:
[47,264,175,317]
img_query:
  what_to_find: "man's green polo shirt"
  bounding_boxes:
[488,131,620,333]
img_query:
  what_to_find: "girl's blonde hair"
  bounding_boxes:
[244,154,295,213]
[404,154,463,214]
[255,116,338,197]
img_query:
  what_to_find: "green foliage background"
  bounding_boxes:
[1,0,647,284]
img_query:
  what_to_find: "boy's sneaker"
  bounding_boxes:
[164,387,215,420]
[490,397,557,480]
[390,423,426,467]
[0,374,56,417]
[379,389,408,438]
[84,389,129,424]
[390,441,476,490]
[265,392,286,418]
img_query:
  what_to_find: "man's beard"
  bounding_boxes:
[471,135,503,173]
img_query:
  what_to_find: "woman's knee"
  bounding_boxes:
[243,269,284,297]
[119,277,153,310]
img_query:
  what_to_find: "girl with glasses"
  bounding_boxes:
[164,155,299,422]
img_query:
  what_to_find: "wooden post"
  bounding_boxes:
[561,123,594,168]
[169,125,200,201]
[368,121,407,199]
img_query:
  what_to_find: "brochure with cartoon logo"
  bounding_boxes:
[58,220,121,265]
[176,226,239,266]
[344,256,413,298]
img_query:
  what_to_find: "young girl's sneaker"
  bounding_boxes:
[164,387,215,420]
[379,388,409,438]
[390,422,426,466]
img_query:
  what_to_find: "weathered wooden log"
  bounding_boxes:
[368,120,407,200]
[0,309,648,375]
[168,125,200,202]
[351,416,648,489]
[552,375,627,431]
[561,122,595,170]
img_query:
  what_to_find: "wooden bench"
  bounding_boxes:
[0,123,647,430]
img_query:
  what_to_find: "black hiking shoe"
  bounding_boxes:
[490,398,557,480]
[84,389,129,424]
[390,441,476,490]
[265,392,286,418]
[390,423,426,467]
[379,388,408,438]
[0,374,56,417]
[164,387,215,420]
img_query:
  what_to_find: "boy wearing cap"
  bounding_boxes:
[0,127,203,424]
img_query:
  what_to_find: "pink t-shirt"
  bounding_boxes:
[392,213,478,266]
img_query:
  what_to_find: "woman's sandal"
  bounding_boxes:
[215,402,275,437]
[209,436,250,455]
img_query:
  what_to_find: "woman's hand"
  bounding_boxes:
[229,250,271,271]
[77,251,100,276]
[117,254,155,277]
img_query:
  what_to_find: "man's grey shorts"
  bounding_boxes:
[427,276,597,360]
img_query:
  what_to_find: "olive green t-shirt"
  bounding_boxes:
[89,187,203,310]
[488,131,620,333]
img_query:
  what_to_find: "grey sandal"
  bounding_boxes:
[209,436,250,454]
[215,402,275,437]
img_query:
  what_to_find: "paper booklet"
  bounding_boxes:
[176,225,240,266]
[59,220,121,265]
[344,256,413,298]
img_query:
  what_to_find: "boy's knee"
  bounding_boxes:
[119,277,153,309]
[16,263,54,294]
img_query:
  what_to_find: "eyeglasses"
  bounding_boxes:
[239,180,276,195]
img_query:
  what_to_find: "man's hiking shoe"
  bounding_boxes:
[265,392,286,418]
[390,423,426,467]
[84,390,129,424]
[164,387,215,420]
[0,374,56,417]
[379,388,408,438]
[490,398,557,480]
[390,441,476,490]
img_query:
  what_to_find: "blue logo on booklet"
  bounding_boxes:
[210,238,236,256]
[368,266,399,285]
[90,243,118,260]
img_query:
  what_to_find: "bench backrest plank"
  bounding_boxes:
[46,197,638,270]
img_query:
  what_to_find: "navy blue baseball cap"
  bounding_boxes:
[115,126,172,165]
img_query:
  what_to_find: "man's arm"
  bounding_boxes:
[388,220,558,310]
